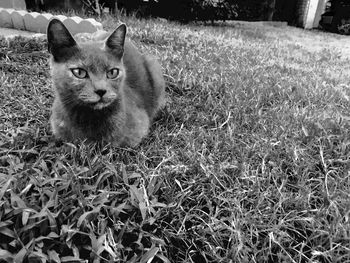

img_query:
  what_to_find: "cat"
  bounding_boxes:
[47,18,165,147]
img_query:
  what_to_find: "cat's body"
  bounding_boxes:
[47,19,165,147]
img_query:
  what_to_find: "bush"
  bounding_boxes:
[117,0,238,23]
[156,0,238,22]
[25,0,264,23]
[232,0,264,20]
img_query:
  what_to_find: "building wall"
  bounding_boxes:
[296,0,310,27]
[296,0,328,28]
[304,0,320,28]
[313,0,327,27]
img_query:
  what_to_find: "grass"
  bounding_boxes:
[1,14,350,262]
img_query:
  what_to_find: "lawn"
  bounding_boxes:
[0,14,350,262]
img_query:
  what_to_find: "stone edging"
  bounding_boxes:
[0,8,103,35]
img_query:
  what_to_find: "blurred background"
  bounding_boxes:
[23,0,350,34]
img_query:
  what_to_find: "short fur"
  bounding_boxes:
[47,19,165,147]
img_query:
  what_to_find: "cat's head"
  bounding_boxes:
[47,19,126,110]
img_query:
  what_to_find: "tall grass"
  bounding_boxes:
[0,14,349,262]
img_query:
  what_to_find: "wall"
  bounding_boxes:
[304,0,319,28]
[296,0,328,28]
[296,0,309,27]
[313,0,327,27]
[0,0,26,9]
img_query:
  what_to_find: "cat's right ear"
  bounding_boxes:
[47,19,79,62]
[105,24,127,58]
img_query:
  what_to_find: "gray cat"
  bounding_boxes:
[47,19,165,147]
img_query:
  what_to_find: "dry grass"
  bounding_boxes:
[0,14,350,262]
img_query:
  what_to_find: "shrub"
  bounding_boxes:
[155,0,238,22]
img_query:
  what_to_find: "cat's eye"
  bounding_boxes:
[106,68,120,79]
[71,68,88,79]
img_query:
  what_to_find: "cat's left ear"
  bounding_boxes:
[105,24,126,57]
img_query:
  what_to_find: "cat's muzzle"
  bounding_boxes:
[90,95,117,110]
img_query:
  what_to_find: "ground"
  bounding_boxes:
[232,21,350,58]
[0,16,350,262]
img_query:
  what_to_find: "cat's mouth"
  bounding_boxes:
[91,101,110,110]
[85,97,117,110]
[88,100,113,110]
[81,94,117,110]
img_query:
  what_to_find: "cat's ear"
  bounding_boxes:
[105,24,126,57]
[47,18,79,62]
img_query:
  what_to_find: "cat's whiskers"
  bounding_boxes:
[60,94,80,107]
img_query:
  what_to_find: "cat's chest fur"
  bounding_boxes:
[47,19,165,147]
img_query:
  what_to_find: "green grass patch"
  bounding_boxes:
[0,15,350,262]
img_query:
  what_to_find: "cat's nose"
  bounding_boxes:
[95,89,106,97]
